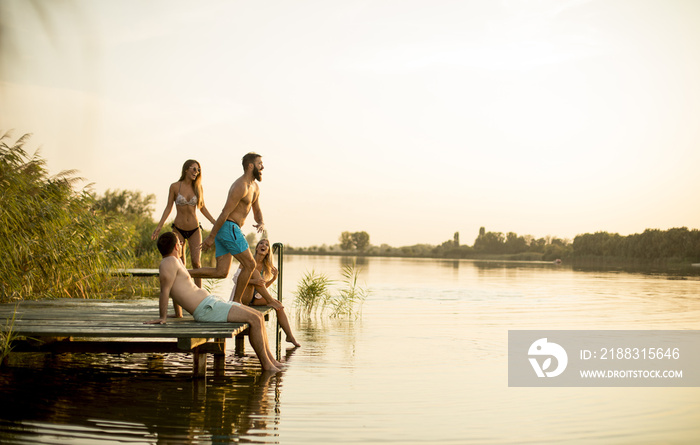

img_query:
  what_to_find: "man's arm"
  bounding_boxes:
[199,202,217,226]
[144,260,176,324]
[172,302,183,318]
[201,182,246,251]
[251,188,265,233]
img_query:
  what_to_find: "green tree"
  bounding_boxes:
[474,229,505,254]
[93,189,158,259]
[351,231,370,251]
[339,231,371,251]
[505,232,527,254]
[93,189,155,218]
[339,231,354,250]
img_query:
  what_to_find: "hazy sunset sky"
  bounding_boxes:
[2,0,699,247]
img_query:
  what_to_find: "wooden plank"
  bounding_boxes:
[6,325,244,338]
[109,269,160,277]
[10,340,185,354]
[11,339,229,354]
[1,300,273,340]
[177,337,210,350]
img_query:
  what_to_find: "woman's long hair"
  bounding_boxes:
[256,239,274,280]
[178,159,203,208]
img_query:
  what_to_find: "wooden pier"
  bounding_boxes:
[0,299,274,378]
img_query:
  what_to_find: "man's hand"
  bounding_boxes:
[201,236,215,252]
[144,319,166,325]
[253,222,265,233]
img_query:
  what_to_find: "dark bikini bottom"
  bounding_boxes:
[172,223,202,240]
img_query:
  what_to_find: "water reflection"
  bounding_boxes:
[4,256,700,443]
[0,352,286,444]
[339,255,369,268]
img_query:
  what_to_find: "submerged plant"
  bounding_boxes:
[0,307,19,366]
[293,270,332,316]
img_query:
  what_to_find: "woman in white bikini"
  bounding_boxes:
[230,239,301,348]
[152,159,217,287]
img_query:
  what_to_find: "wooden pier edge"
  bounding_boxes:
[0,299,274,378]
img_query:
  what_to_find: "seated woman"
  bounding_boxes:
[230,239,301,348]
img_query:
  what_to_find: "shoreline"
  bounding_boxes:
[284,250,700,274]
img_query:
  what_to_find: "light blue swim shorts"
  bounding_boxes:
[215,220,249,257]
[192,295,241,322]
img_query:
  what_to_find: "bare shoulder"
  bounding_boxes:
[159,256,180,273]
[230,175,245,190]
[228,175,249,196]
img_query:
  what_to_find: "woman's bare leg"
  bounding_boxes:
[189,229,203,288]
[252,286,300,347]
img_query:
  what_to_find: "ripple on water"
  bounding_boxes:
[0,351,284,444]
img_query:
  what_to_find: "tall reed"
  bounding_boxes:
[327,262,368,318]
[293,261,368,318]
[0,131,132,302]
[293,270,332,317]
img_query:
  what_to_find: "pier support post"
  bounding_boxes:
[235,331,246,356]
[192,347,207,378]
[213,339,226,376]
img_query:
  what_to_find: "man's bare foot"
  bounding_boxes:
[287,336,301,348]
[262,364,281,373]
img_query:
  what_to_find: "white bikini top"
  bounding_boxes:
[175,182,198,207]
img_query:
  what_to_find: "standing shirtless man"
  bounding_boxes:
[190,153,265,304]
[146,232,282,372]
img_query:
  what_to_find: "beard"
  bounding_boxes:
[253,166,262,181]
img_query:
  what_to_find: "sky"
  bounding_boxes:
[1,0,699,248]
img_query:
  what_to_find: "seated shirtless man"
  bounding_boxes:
[145,232,283,372]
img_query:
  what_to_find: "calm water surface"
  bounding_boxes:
[1,255,699,444]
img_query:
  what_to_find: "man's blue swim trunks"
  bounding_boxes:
[192,295,241,322]
[215,220,249,257]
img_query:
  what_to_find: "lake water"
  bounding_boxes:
[1,255,699,444]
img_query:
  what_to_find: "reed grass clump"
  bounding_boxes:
[293,270,332,316]
[327,262,368,318]
[0,131,133,302]
[293,261,368,318]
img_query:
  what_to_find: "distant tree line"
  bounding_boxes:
[573,228,700,262]
[290,227,573,261]
[290,226,700,264]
